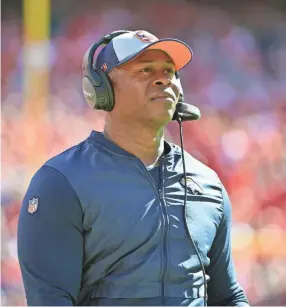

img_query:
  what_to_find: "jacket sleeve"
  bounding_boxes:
[206,184,250,306]
[17,165,84,306]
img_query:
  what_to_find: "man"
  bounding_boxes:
[18,30,249,306]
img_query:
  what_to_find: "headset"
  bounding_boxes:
[82,30,132,112]
[82,31,207,305]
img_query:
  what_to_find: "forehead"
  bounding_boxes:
[128,49,175,66]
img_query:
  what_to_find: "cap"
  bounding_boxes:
[95,30,193,73]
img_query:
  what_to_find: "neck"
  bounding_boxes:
[103,117,165,167]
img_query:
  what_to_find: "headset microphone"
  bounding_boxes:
[173,96,207,306]
[172,100,201,122]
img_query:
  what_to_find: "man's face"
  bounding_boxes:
[108,49,181,126]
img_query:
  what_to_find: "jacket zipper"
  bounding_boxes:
[137,160,169,304]
[158,163,169,304]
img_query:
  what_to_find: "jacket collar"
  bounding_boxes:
[88,130,174,161]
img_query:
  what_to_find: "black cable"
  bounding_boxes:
[178,118,208,306]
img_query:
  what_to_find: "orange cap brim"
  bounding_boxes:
[144,39,193,70]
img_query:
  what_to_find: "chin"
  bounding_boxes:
[145,103,175,125]
[149,110,173,127]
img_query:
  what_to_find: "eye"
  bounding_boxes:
[165,67,175,75]
[140,67,152,73]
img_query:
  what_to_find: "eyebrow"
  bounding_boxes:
[135,60,174,65]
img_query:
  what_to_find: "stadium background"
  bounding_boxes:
[1,0,286,305]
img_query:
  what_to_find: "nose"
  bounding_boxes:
[152,73,172,87]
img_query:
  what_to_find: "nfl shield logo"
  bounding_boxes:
[28,198,38,214]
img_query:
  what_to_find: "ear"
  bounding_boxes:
[173,74,183,101]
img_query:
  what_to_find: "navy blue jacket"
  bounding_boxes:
[17,131,249,306]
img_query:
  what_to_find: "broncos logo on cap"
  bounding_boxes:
[134,30,157,43]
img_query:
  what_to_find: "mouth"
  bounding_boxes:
[151,94,175,102]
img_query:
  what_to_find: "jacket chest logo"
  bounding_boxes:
[180,176,203,195]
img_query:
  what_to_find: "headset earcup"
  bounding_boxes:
[82,66,115,111]
[82,76,97,109]
[91,68,114,111]
[99,71,115,111]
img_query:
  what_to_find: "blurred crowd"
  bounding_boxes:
[2,1,286,305]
